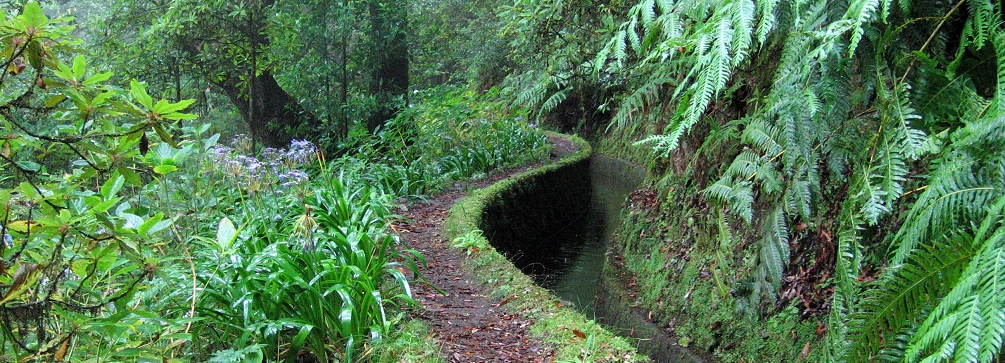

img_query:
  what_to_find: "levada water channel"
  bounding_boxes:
[480,155,704,363]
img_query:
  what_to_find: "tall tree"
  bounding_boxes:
[97,0,321,148]
[367,0,410,133]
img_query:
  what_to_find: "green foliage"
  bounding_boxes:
[598,0,777,155]
[591,0,1005,361]
[451,229,488,255]
[0,2,199,360]
[843,114,1005,363]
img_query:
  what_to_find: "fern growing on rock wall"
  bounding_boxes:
[598,0,1005,361]
[844,114,1005,363]
[597,0,776,155]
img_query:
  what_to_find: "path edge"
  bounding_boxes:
[443,131,652,363]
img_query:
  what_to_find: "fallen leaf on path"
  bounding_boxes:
[797,341,811,361]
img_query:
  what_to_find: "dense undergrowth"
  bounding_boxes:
[5,0,1005,361]
[418,0,1005,361]
[0,5,549,361]
[587,1,1005,362]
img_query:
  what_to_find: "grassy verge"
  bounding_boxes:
[366,320,444,363]
[443,132,650,363]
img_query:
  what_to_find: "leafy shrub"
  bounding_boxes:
[0,3,198,361]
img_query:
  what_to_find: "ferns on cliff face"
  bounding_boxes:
[597,0,775,156]
[844,114,1005,363]
[599,0,1005,360]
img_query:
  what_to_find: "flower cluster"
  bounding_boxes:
[287,139,318,165]
[207,135,317,197]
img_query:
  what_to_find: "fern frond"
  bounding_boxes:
[614,29,629,66]
[594,36,616,73]
[995,30,1005,116]
[784,178,813,219]
[639,0,656,29]
[953,294,984,363]
[965,0,996,50]
[612,72,676,131]
[844,0,891,55]
[754,0,778,44]
[757,207,790,293]
[848,231,977,362]
[882,82,927,159]
[742,120,784,156]
[724,150,762,180]
[836,200,865,307]
[890,158,999,266]
[516,77,548,109]
[731,0,756,61]
[901,210,1005,362]
[628,18,643,52]
[860,129,910,224]
[655,0,673,13]
[704,176,755,223]
[978,266,1005,362]
[536,88,569,121]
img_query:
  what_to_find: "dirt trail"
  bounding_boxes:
[396,136,577,362]
[396,169,551,362]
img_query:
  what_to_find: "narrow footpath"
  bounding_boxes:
[397,176,551,362]
[394,137,578,362]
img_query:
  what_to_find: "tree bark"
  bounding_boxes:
[214,71,319,148]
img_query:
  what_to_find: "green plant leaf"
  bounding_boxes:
[100,175,125,198]
[151,99,195,115]
[137,212,166,235]
[20,2,47,30]
[15,160,40,172]
[44,94,66,107]
[0,263,43,304]
[216,217,238,255]
[130,80,153,110]
[84,71,113,85]
[71,55,85,81]
[153,164,177,175]
[154,124,178,148]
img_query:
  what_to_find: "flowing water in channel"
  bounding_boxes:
[538,156,641,313]
[527,156,704,363]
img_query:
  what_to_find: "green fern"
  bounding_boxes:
[602,0,777,157]
[598,0,1005,360]
[704,176,755,223]
[761,206,790,292]
[844,0,892,55]
[890,114,1005,266]
[845,111,1005,361]
[900,198,1005,363]
[995,30,1005,114]
[848,231,977,361]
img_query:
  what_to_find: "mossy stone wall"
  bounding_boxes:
[477,149,591,263]
[443,131,650,363]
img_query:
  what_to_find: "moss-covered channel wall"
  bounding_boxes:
[444,132,649,363]
[478,142,591,275]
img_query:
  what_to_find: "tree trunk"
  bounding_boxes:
[367,0,410,133]
[169,0,320,149]
[215,71,320,149]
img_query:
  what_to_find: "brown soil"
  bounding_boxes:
[394,138,577,362]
